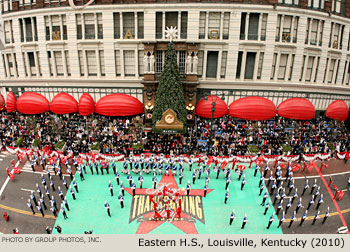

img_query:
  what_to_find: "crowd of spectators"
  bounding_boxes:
[1,111,349,156]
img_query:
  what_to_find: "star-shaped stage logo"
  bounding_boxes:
[125,171,213,234]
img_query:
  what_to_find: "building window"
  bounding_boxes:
[288,54,295,81]
[113,13,120,39]
[220,51,228,78]
[329,23,344,49]
[166,12,178,28]
[78,50,85,76]
[86,50,97,76]
[308,0,325,9]
[223,12,230,40]
[305,19,323,46]
[328,59,336,83]
[97,13,103,39]
[199,12,206,39]
[236,51,243,79]
[332,0,345,15]
[156,12,163,39]
[244,52,256,79]
[99,50,105,76]
[85,14,95,39]
[45,15,67,41]
[4,20,14,44]
[178,51,186,75]
[240,13,267,41]
[314,56,320,82]
[276,15,298,43]
[48,51,53,76]
[54,51,64,76]
[206,51,218,78]
[278,0,299,5]
[180,12,188,39]
[115,50,121,76]
[271,53,277,80]
[138,50,144,76]
[65,51,71,76]
[197,51,204,77]
[124,50,135,76]
[257,52,264,79]
[123,13,135,39]
[300,55,306,81]
[138,12,144,39]
[19,17,38,42]
[278,54,288,80]
[208,12,220,39]
[156,50,164,74]
[2,55,7,77]
[305,56,315,82]
[27,52,36,76]
[343,61,350,85]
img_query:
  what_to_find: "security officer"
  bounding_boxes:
[62,177,68,190]
[261,190,268,206]
[118,192,124,208]
[108,180,114,196]
[27,199,35,214]
[264,200,270,215]
[226,175,231,190]
[307,195,315,210]
[58,186,64,200]
[322,207,330,224]
[241,214,248,229]
[61,205,68,219]
[40,195,47,210]
[295,198,303,214]
[285,199,292,215]
[291,188,298,204]
[229,209,236,225]
[224,189,230,204]
[241,175,247,191]
[31,192,38,206]
[288,211,297,228]
[316,194,324,210]
[138,173,144,188]
[186,181,191,196]
[277,211,285,228]
[73,179,79,193]
[310,179,317,195]
[120,181,125,196]
[299,210,308,226]
[105,201,111,217]
[276,200,283,215]
[267,213,275,229]
[70,187,76,200]
[312,211,320,225]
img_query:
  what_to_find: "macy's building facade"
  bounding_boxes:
[1,0,350,122]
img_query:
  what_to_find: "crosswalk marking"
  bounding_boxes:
[21,163,56,175]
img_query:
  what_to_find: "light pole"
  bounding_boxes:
[203,95,225,156]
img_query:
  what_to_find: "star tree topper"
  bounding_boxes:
[165,26,178,42]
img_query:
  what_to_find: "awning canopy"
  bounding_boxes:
[195,95,228,118]
[95,93,143,116]
[0,94,5,111]
[228,96,277,121]
[79,93,95,116]
[278,98,315,120]
[50,92,78,114]
[17,92,49,114]
[6,92,17,113]
[326,100,349,121]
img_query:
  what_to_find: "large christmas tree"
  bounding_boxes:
[152,42,187,129]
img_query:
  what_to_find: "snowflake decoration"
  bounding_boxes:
[165,26,178,42]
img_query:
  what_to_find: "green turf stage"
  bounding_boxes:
[53,162,282,234]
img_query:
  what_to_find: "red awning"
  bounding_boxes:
[278,98,315,120]
[79,93,95,116]
[50,92,78,114]
[17,92,49,114]
[228,96,277,120]
[6,92,16,113]
[0,94,5,111]
[195,95,228,118]
[326,100,349,121]
[95,93,143,116]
